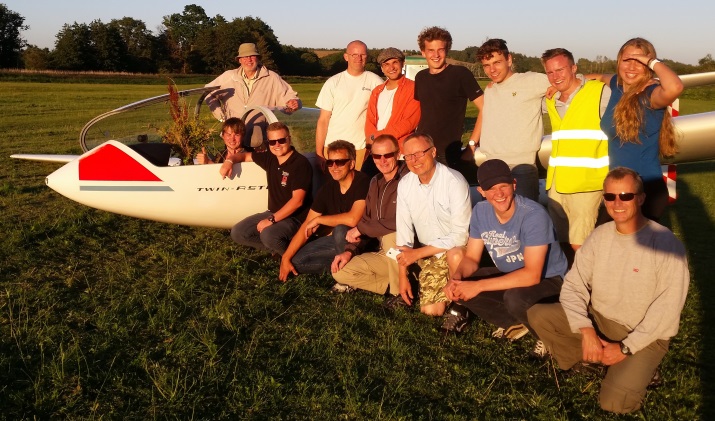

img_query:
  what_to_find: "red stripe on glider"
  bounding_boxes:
[79,144,162,181]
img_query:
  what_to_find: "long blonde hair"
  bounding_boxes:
[613,38,678,157]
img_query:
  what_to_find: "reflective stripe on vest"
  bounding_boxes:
[545,80,608,193]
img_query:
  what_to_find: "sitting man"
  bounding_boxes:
[218,122,312,255]
[442,159,568,341]
[330,134,409,296]
[395,133,472,316]
[528,167,690,414]
[197,117,245,164]
[280,140,370,281]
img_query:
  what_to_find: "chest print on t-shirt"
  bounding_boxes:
[482,230,521,259]
[281,171,289,187]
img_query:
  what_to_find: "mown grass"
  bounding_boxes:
[1,79,714,419]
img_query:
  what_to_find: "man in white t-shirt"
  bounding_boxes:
[315,40,383,170]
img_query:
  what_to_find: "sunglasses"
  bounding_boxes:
[268,137,289,146]
[372,151,397,160]
[603,192,637,202]
[326,158,351,167]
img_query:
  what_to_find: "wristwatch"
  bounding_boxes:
[619,342,632,356]
[268,214,276,223]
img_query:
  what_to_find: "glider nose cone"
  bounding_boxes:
[45,159,79,198]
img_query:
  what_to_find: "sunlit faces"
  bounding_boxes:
[221,128,243,151]
[371,141,398,176]
[238,55,259,75]
[381,58,403,81]
[326,149,354,182]
[618,45,649,88]
[480,52,513,84]
[266,129,292,158]
[544,55,578,94]
[344,42,368,74]
[403,137,436,180]
[421,40,448,72]
[479,182,516,215]
[603,175,645,224]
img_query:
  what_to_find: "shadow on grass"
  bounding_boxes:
[668,161,715,418]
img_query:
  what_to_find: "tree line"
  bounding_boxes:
[3,4,715,77]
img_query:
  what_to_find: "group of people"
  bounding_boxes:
[200,29,690,415]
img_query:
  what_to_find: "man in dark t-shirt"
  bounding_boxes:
[279,140,370,281]
[414,26,484,167]
[219,122,312,255]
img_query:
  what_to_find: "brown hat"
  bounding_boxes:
[377,47,405,64]
[236,43,260,59]
[477,159,513,191]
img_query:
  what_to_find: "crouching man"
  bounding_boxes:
[330,134,409,296]
[220,122,312,255]
[279,140,370,281]
[395,133,471,316]
[527,167,690,414]
[442,159,568,342]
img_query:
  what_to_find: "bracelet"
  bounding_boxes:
[225,159,234,164]
[647,58,661,71]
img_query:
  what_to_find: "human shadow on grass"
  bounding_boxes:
[667,162,715,418]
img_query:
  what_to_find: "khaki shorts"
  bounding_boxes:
[547,189,602,246]
[417,254,450,306]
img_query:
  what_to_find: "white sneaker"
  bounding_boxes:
[491,327,506,339]
[531,340,549,359]
[492,324,529,341]
[330,283,355,293]
[504,324,530,341]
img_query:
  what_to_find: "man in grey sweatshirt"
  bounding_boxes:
[528,167,690,414]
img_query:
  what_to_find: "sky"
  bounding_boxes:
[5,0,714,65]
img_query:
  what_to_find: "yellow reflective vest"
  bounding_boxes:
[545,80,608,193]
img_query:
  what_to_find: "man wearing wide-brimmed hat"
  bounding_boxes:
[205,42,301,148]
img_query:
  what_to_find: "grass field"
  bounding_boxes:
[2,79,715,419]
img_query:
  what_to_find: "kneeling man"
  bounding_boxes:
[528,167,689,414]
[220,122,312,255]
[442,159,568,340]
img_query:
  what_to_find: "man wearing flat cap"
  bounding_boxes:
[440,159,567,345]
[365,47,421,154]
[205,42,301,148]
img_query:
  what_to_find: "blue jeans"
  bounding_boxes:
[231,211,302,255]
[291,224,350,275]
[511,163,540,202]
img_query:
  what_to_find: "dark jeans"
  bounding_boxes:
[291,224,350,275]
[231,211,302,255]
[458,267,563,330]
[511,163,540,202]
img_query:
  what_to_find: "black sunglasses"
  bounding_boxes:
[372,151,397,160]
[268,137,289,146]
[603,192,637,202]
[326,158,351,167]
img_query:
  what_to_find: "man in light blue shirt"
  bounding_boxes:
[395,133,472,316]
